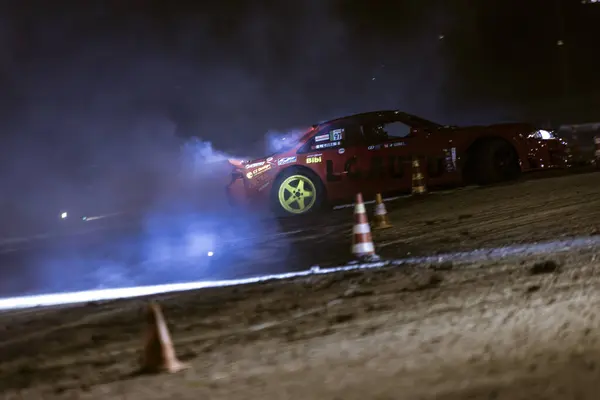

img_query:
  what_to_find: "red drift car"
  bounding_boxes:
[226,110,569,217]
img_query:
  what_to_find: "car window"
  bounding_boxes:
[385,121,412,138]
[298,122,364,153]
[362,121,411,144]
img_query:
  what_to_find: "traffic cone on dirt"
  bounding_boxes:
[140,301,188,374]
[352,193,379,261]
[411,157,427,195]
[372,193,393,230]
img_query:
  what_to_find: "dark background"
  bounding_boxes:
[2,1,599,141]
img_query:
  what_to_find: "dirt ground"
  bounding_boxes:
[1,170,600,399]
[263,169,600,271]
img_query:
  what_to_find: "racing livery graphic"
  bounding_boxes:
[226,110,569,216]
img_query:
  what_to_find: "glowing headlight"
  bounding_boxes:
[528,129,556,140]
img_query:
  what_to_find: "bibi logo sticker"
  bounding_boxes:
[306,154,322,164]
[338,148,345,154]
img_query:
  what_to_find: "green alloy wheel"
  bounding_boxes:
[277,174,318,214]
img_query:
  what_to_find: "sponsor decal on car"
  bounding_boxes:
[330,128,344,141]
[314,141,341,150]
[338,148,345,154]
[305,154,322,164]
[245,161,266,169]
[369,142,404,150]
[266,157,274,162]
[444,147,457,172]
[277,156,297,166]
[247,163,271,178]
[314,134,330,142]
[255,164,271,174]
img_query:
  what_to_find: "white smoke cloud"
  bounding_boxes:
[264,128,311,154]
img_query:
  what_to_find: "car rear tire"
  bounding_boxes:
[471,139,521,185]
[271,168,324,217]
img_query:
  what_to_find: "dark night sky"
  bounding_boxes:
[0,0,599,220]
[1,1,599,142]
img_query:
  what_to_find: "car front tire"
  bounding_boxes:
[271,168,324,217]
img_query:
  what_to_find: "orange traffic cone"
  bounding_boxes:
[140,301,188,374]
[372,193,393,230]
[352,193,379,261]
[411,157,427,195]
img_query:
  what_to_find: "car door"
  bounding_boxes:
[397,125,461,188]
[362,119,462,193]
[297,121,370,203]
[361,120,413,194]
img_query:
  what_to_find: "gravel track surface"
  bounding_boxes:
[1,170,600,399]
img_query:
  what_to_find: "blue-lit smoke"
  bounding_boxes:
[0,127,295,297]
[264,128,309,154]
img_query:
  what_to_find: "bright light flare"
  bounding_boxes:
[2,234,598,312]
[528,129,556,140]
[0,262,387,311]
[539,130,553,140]
[60,212,68,219]
[539,129,554,140]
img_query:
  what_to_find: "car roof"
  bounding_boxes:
[315,110,397,127]
[313,110,442,130]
